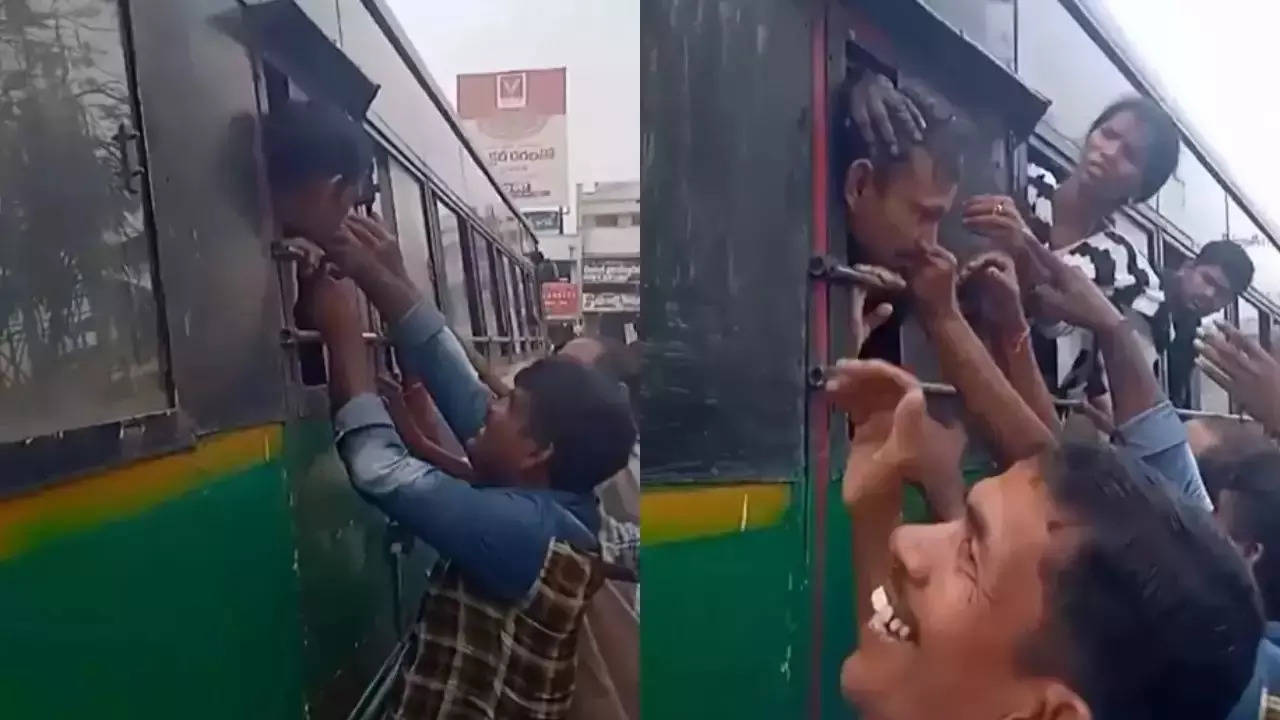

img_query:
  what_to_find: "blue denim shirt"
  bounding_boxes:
[1114,400,1212,511]
[333,302,599,604]
[1225,623,1280,720]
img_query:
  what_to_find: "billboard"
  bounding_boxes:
[582,258,641,284]
[583,292,640,313]
[541,281,580,318]
[458,68,568,210]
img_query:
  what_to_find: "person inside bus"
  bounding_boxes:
[299,216,635,719]
[262,99,373,247]
[830,354,1261,720]
[835,73,972,365]
[978,97,1251,417]
[1198,439,1280,720]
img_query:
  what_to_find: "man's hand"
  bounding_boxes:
[959,251,1027,339]
[848,264,903,357]
[907,245,960,322]
[875,392,968,520]
[323,213,410,283]
[1024,237,1123,332]
[298,262,364,341]
[848,71,925,157]
[1196,321,1280,433]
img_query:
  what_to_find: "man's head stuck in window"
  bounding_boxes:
[837,82,972,273]
[465,355,635,494]
[843,441,1262,720]
[263,99,374,243]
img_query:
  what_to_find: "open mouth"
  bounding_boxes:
[868,585,917,644]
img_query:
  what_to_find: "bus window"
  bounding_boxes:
[433,199,474,339]
[493,252,514,356]
[387,156,437,305]
[0,0,168,442]
[509,260,528,353]
[471,232,500,355]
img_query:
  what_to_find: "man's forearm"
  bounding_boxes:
[994,327,1061,434]
[1093,316,1163,426]
[327,334,376,409]
[385,396,474,480]
[924,311,1054,463]
[350,262,420,323]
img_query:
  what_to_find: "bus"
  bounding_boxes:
[640,1,1280,719]
[0,1,544,717]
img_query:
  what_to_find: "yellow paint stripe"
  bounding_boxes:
[642,483,792,546]
[0,425,283,560]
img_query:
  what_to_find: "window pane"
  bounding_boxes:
[472,234,499,337]
[493,251,512,339]
[387,158,435,302]
[504,257,523,348]
[0,0,167,442]
[510,261,528,341]
[435,200,473,337]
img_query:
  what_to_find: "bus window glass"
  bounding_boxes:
[435,200,473,337]
[387,157,436,303]
[472,233,499,343]
[0,0,168,442]
[509,260,528,350]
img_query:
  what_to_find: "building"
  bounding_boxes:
[918,0,1280,415]
[578,180,641,342]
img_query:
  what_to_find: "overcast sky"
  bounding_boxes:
[383,0,639,230]
[384,0,1274,239]
[1098,0,1278,231]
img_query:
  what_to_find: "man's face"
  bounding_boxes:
[1175,263,1234,317]
[466,388,548,485]
[278,176,360,243]
[842,460,1070,719]
[844,148,958,273]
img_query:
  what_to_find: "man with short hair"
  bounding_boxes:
[262,99,374,243]
[302,215,636,719]
[1200,444,1280,720]
[830,358,1262,720]
[1163,240,1255,407]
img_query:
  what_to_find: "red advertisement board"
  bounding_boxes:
[541,281,580,318]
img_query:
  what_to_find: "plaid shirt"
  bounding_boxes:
[387,539,603,720]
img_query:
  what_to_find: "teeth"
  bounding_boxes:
[871,586,889,613]
[868,585,913,643]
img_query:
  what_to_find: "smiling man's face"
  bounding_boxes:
[841,459,1062,719]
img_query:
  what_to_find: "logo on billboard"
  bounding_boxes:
[496,72,527,109]
[458,68,568,210]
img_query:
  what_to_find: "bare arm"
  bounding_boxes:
[960,252,1060,434]
[912,246,1054,464]
[1024,238,1159,427]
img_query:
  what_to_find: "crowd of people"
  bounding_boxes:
[256,63,1280,719]
[832,64,1280,720]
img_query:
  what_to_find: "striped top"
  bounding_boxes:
[1025,163,1168,398]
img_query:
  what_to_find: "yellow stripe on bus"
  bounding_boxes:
[0,425,283,561]
[642,483,792,546]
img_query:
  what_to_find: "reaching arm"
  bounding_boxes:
[1027,240,1210,508]
[326,215,493,443]
[911,246,1054,464]
[959,251,1060,434]
[381,383,475,480]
